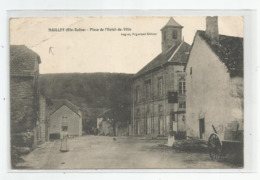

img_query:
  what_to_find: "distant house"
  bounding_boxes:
[97,109,114,136]
[132,18,190,138]
[185,16,244,140]
[47,99,82,139]
[10,45,46,147]
[97,109,129,136]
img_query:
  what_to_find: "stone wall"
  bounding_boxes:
[10,76,38,147]
[38,94,48,143]
[161,27,182,52]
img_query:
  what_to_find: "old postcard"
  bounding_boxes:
[9,16,244,169]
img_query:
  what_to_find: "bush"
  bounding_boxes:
[11,133,34,147]
[11,146,19,168]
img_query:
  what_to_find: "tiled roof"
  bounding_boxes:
[47,99,81,117]
[10,45,41,76]
[198,30,243,77]
[134,42,190,78]
[161,17,183,30]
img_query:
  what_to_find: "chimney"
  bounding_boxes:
[205,16,219,45]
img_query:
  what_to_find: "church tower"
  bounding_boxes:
[161,17,183,52]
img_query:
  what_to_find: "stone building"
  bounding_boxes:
[185,16,244,140]
[10,45,42,147]
[97,109,113,136]
[131,18,190,137]
[47,99,82,139]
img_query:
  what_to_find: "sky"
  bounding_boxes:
[10,16,244,74]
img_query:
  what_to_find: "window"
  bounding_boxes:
[172,30,177,39]
[182,115,186,122]
[33,71,38,87]
[159,105,163,112]
[145,80,151,99]
[190,67,192,75]
[170,111,175,121]
[179,78,186,94]
[158,77,163,96]
[179,102,186,109]
[62,116,68,126]
[146,105,150,112]
[135,86,140,102]
[136,109,140,117]
[163,31,167,40]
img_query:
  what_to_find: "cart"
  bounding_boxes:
[208,124,243,160]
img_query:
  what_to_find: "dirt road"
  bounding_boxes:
[16,135,239,169]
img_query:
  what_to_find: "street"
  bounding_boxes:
[16,135,239,169]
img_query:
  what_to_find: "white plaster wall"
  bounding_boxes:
[186,35,243,140]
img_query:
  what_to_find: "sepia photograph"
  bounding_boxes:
[9,16,244,169]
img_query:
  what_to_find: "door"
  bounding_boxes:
[146,111,152,134]
[199,118,205,139]
[147,117,152,134]
[159,116,164,135]
[136,118,140,135]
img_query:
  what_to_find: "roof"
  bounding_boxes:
[47,99,81,117]
[134,42,190,78]
[97,109,113,118]
[10,45,41,76]
[197,30,244,77]
[161,17,183,30]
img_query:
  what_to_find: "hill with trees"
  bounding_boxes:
[39,73,133,134]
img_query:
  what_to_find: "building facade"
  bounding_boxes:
[131,18,190,137]
[185,16,244,140]
[10,45,43,147]
[47,99,82,139]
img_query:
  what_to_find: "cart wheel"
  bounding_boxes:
[208,133,222,160]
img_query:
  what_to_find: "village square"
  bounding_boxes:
[10,16,244,169]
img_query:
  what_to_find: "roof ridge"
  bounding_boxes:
[168,41,184,62]
[51,99,80,109]
[97,109,112,117]
[197,30,243,39]
[197,30,243,77]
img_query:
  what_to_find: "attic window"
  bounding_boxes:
[158,77,163,96]
[172,30,177,39]
[145,80,151,100]
[135,86,140,102]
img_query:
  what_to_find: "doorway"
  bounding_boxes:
[146,111,152,134]
[199,118,205,139]
[158,116,164,135]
